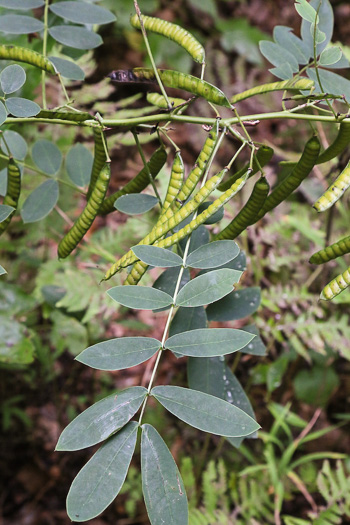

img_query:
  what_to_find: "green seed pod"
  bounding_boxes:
[175,129,218,206]
[316,121,350,165]
[124,152,184,285]
[309,234,350,265]
[320,265,350,300]
[218,145,274,192]
[0,45,57,74]
[130,14,205,64]
[258,136,320,217]
[123,260,149,286]
[87,129,107,200]
[58,163,111,258]
[146,92,186,109]
[103,172,225,280]
[99,147,167,216]
[231,78,314,104]
[313,161,350,212]
[108,69,231,108]
[161,151,185,215]
[215,176,270,240]
[0,158,21,236]
[153,174,248,251]
[36,110,91,122]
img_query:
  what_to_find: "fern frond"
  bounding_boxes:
[259,285,350,358]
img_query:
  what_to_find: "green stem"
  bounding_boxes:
[58,74,71,105]
[4,110,350,130]
[133,0,171,109]
[160,129,180,152]
[226,140,247,170]
[313,6,337,118]
[132,130,162,206]
[41,0,50,109]
[137,130,226,427]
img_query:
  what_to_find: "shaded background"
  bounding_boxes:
[1,1,350,524]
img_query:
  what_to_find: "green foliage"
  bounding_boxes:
[1,0,350,523]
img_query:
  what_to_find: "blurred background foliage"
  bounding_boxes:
[0,0,350,524]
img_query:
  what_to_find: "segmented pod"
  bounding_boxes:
[161,151,185,214]
[36,110,91,122]
[215,176,270,240]
[231,78,314,104]
[58,163,111,258]
[108,69,231,108]
[316,121,350,165]
[152,174,248,252]
[146,92,186,109]
[119,173,223,270]
[309,235,350,265]
[124,260,149,286]
[99,147,167,215]
[313,161,350,212]
[0,158,21,235]
[87,129,107,200]
[130,14,205,64]
[104,172,226,279]
[218,145,273,192]
[258,136,320,217]
[320,265,350,300]
[0,45,57,74]
[175,129,218,206]
[124,152,184,285]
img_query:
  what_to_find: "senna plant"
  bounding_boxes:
[1,0,350,522]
